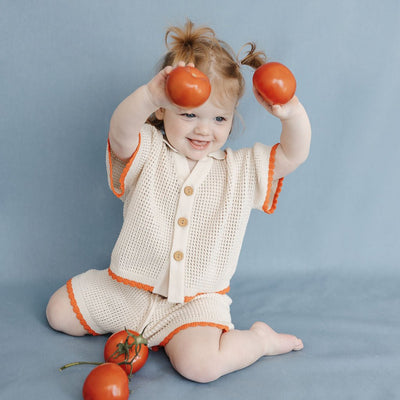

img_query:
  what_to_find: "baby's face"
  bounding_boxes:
[159,95,236,162]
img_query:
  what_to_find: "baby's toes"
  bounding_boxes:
[293,337,304,351]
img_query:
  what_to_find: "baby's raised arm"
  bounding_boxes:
[108,66,174,161]
[254,89,311,179]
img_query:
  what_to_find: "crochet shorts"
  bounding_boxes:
[67,269,234,348]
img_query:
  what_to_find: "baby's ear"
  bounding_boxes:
[155,108,165,120]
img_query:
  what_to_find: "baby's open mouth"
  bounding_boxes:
[188,138,210,150]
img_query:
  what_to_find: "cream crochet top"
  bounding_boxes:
[106,124,283,304]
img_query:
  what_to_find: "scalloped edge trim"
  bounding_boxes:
[66,279,99,336]
[107,134,141,198]
[262,143,284,214]
[159,322,230,347]
[108,268,155,292]
[108,268,230,303]
[184,287,230,303]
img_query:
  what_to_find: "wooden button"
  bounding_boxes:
[173,251,184,261]
[178,217,188,227]
[184,186,194,196]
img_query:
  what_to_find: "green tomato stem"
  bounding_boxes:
[59,361,103,371]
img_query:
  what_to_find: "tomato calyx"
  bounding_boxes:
[60,327,149,378]
[106,328,148,377]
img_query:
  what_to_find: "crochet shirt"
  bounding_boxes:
[106,123,283,304]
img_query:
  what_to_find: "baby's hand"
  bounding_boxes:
[253,87,302,121]
[145,66,174,110]
[145,61,195,111]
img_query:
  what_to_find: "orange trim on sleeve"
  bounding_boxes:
[66,279,99,336]
[262,143,284,214]
[184,286,230,303]
[107,134,141,198]
[160,322,230,347]
[108,268,155,292]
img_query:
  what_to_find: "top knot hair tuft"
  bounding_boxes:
[164,19,219,66]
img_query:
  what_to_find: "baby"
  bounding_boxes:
[46,20,311,383]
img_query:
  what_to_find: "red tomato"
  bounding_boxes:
[104,329,149,376]
[166,66,211,108]
[253,62,296,105]
[82,363,129,400]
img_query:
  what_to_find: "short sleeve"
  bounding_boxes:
[105,124,154,201]
[252,143,284,214]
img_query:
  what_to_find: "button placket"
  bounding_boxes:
[166,156,214,304]
[167,182,195,303]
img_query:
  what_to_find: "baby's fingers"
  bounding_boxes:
[253,86,274,111]
[159,65,174,77]
[175,61,195,68]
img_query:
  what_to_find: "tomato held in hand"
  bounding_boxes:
[253,62,296,105]
[104,329,149,377]
[166,66,211,108]
[82,363,129,400]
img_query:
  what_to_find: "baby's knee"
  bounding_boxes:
[46,285,86,336]
[169,350,222,383]
[46,286,67,331]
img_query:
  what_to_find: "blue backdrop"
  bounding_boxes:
[1,1,399,399]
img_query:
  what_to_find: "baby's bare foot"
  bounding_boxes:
[250,321,304,356]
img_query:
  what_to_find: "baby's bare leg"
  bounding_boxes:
[46,285,87,336]
[165,322,303,383]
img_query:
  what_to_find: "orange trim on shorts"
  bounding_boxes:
[107,134,141,198]
[66,279,99,336]
[262,143,284,214]
[160,322,230,347]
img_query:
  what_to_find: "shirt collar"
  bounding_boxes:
[162,136,226,161]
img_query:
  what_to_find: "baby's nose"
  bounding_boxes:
[194,122,210,135]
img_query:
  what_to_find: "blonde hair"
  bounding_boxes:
[148,20,266,130]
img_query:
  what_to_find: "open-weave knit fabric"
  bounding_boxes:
[106,124,283,304]
[68,269,233,347]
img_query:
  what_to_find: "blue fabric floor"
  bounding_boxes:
[1,270,399,399]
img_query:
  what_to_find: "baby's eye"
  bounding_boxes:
[215,116,226,122]
[182,113,196,118]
